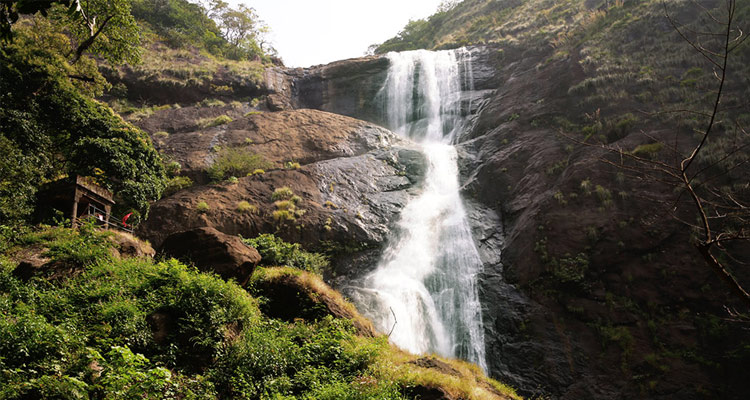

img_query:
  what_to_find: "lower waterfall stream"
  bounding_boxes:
[345,49,487,372]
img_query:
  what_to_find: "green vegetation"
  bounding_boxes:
[631,142,664,158]
[236,201,258,214]
[272,186,295,201]
[195,200,210,213]
[0,27,166,223]
[242,233,328,274]
[206,147,272,182]
[268,187,305,223]
[0,226,412,399]
[163,176,193,196]
[198,114,234,128]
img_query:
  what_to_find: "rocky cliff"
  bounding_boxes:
[248,40,748,400]
[136,107,426,280]
[130,3,750,397]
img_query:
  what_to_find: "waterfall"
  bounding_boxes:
[346,48,487,371]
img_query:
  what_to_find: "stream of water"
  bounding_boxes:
[346,49,487,371]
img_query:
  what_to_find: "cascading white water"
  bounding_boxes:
[346,49,487,372]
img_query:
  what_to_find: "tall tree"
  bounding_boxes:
[63,0,141,64]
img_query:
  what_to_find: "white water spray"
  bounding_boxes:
[346,49,487,371]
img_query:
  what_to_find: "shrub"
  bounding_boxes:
[250,169,265,175]
[199,98,225,107]
[241,233,328,273]
[552,253,590,284]
[285,161,301,170]
[206,147,272,182]
[631,142,664,158]
[196,201,210,213]
[272,187,294,201]
[226,176,239,184]
[237,201,258,214]
[553,191,567,205]
[164,176,193,196]
[595,185,613,207]
[165,161,181,177]
[274,200,294,211]
[580,179,592,195]
[198,115,233,128]
[153,131,169,139]
[272,209,295,223]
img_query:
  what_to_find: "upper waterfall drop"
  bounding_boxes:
[346,48,488,372]
[380,49,468,143]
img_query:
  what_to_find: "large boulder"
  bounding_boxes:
[159,227,260,285]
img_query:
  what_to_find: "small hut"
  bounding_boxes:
[35,176,116,228]
[70,176,116,227]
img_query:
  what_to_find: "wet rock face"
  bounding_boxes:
[159,227,261,285]
[289,56,391,124]
[276,46,501,130]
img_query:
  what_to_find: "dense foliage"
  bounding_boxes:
[242,234,329,274]
[0,27,166,223]
[131,0,227,57]
[131,0,274,62]
[0,225,435,399]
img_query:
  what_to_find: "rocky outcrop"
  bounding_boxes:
[267,56,390,123]
[100,42,267,105]
[455,40,749,399]
[137,108,424,277]
[159,227,261,285]
[265,46,500,126]
[249,267,378,337]
[107,230,155,258]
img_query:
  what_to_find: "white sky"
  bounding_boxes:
[230,0,446,67]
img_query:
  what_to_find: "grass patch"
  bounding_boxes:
[631,142,664,158]
[198,115,233,128]
[206,147,272,182]
[195,201,210,213]
[236,201,258,214]
[271,187,295,201]
[163,176,193,196]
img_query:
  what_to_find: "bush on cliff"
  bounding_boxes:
[206,147,272,182]
[242,233,329,274]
